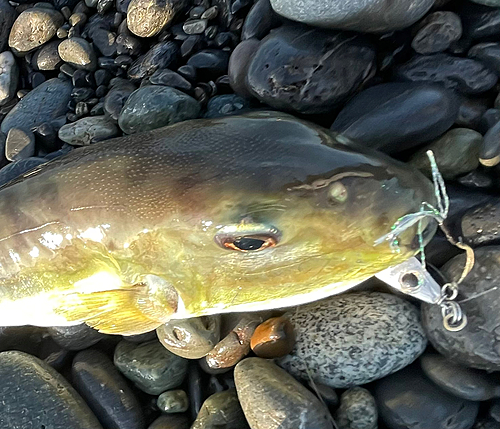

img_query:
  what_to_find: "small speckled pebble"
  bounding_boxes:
[157,389,189,413]
[335,387,377,429]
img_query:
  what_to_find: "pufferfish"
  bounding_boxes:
[0,111,437,335]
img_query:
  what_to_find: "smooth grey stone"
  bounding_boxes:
[241,0,280,40]
[58,115,119,145]
[48,324,105,350]
[269,0,433,33]
[103,80,136,121]
[228,39,260,98]
[183,19,208,34]
[157,315,220,359]
[148,415,190,429]
[114,340,189,395]
[422,247,500,371]
[33,40,63,71]
[331,82,459,153]
[421,354,500,401]
[8,8,64,54]
[243,25,375,114]
[0,157,46,187]
[375,365,479,429]
[118,85,201,134]
[235,358,332,429]
[127,0,185,37]
[469,43,500,74]
[5,128,35,161]
[128,41,179,81]
[0,351,103,429]
[0,0,15,52]
[205,94,251,118]
[395,54,498,95]
[412,11,462,54]
[201,5,218,19]
[461,200,500,246]
[59,37,97,71]
[278,292,427,388]
[72,350,144,429]
[409,128,482,180]
[1,78,72,134]
[149,68,192,90]
[0,52,18,107]
[335,387,377,429]
[480,120,500,167]
[191,389,250,429]
[157,390,189,413]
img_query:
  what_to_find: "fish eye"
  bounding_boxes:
[219,234,278,252]
[328,182,348,203]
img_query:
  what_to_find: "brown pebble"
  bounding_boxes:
[250,316,295,358]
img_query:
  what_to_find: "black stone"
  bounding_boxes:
[0,326,45,355]
[241,0,280,41]
[228,38,259,98]
[456,97,488,130]
[460,2,500,40]
[187,48,230,79]
[103,80,136,120]
[205,94,250,118]
[149,68,192,90]
[181,35,204,57]
[91,27,118,57]
[0,157,47,187]
[115,54,133,66]
[0,0,15,52]
[33,122,59,152]
[205,25,218,39]
[95,69,112,86]
[73,69,89,87]
[61,63,77,77]
[75,101,90,117]
[469,43,500,74]
[95,84,108,98]
[72,87,95,102]
[116,33,142,56]
[116,0,132,13]
[39,336,72,371]
[128,41,179,81]
[177,64,197,81]
[188,360,205,420]
[480,120,500,166]
[148,415,191,429]
[48,325,105,351]
[215,31,236,48]
[190,5,206,18]
[479,109,500,134]
[461,200,500,246]
[91,101,105,115]
[411,11,462,54]
[30,72,46,89]
[331,83,459,153]
[97,0,114,13]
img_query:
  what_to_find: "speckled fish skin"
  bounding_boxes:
[0,111,437,334]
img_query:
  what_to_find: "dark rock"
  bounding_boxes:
[118,85,201,134]
[97,0,114,13]
[114,340,189,395]
[242,25,376,114]
[0,157,47,187]
[480,120,500,167]
[115,54,133,66]
[181,35,204,58]
[479,109,500,134]
[59,115,119,145]
[331,83,459,153]
[0,326,45,355]
[72,70,89,88]
[178,64,197,81]
[95,69,112,86]
[48,324,105,350]
[461,200,500,246]
[59,37,98,71]
[458,170,495,190]
[201,5,218,19]
[0,52,18,107]
[0,0,15,52]
[412,12,462,54]
[39,337,71,370]
[0,351,103,429]
[395,54,498,94]
[116,0,132,12]
[72,87,95,102]
[91,101,105,115]
[335,387,377,429]
[423,246,500,371]
[31,71,46,89]
[44,143,74,160]
[228,39,259,98]
[91,28,118,57]
[148,415,191,429]
[204,94,251,118]
[128,41,179,80]
[375,365,479,429]
[127,0,186,37]
[456,97,488,129]
[103,80,136,121]
[34,122,58,152]
[460,3,500,40]
[33,40,63,71]
[187,48,230,78]
[72,350,144,429]
[241,0,280,41]
[469,43,500,75]
[157,390,189,413]
[116,32,142,56]
[5,128,35,161]
[149,68,192,90]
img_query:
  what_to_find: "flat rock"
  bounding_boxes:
[278,292,427,388]
[127,0,185,37]
[335,387,377,429]
[0,0,15,52]
[128,41,179,81]
[0,351,103,429]
[331,82,459,153]
[269,0,434,33]
[58,37,97,71]
[412,11,462,54]
[8,7,64,54]
[0,52,18,107]
[58,116,119,145]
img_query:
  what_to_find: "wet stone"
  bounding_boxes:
[58,115,119,145]
[0,0,15,52]
[335,387,377,429]
[456,97,488,130]
[157,390,189,413]
[72,87,94,102]
[461,201,500,246]
[127,0,185,37]
[412,11,462,54]
[183,19,208,35]
[72,350,144,429]
[116,33,142,56]
[375,365,479,429]
[0,51,18,107]
[157,315,220,359]
[479,109,500,135]
[148,414,191,429]
[250,316,295,359]
[58,37,97,71]
[103,80,136,121]
[128,41,179,81]
[181,36,204,58]
[187,49,230,78]
[278,292,427,388]
[149,68,192,90]
[241,0,280,41]
[235,358,331,429]
[395,54,498,95]
[421,354,500,401]
[201,5,218,19]
[0,351,103,429]
[5,128,35,161]
[480,120,500,167]
[228,39,259,98]
[8,7,64,54]
[91,28,117,57]
[409,128,482,180]
[118,85,201,134]
[33,41,63,71]
[48,324,105,350]
[0,326,46,355]
[423,247,500,371]
[241,25,376,114]
[114,340,189,395]
[469,43,500,75]
[331,82,459,153]
[205,94,251,118]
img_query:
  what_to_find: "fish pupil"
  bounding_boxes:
[233,237,266,251]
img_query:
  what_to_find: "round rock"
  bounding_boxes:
[0,351,103,429]
[58,116,119,146]
[157,390,189,414]
[250,316,295,359]
[412,11,462,54]
[0,51,18,107]
[335,387,377,429]
[33,40,63,71]
[114,339,189,395]
[127,0,185,37]
[278,292,427,388]
[58,37,97,71]
[8,8,64,54]
[234,358,331,429]
[118,85,201,134]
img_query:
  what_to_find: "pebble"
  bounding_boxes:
[0,351,103,429]
[423,247,500,371]
[183,19,208,35]
[0,326,45,355]
[8,7,64,54]
[127,0,184,38]
[118,85,201,134]
[148,414,191,429]
[58,115,119,145]
[0,157,47,187]
[241,0,280,40]
[412,11,462,54]
[187,48,230,78]
[278,292,427,388]
[480,120,500,167]
[91,28,117,57]
[72,349,145,429]
[149,68,192,90]
[103,80,136,121]
[156,315,220,359]
[1,78,72,134]
[58,37,97,71]
[335,387,377,429]
[157,390,189,413]
[114,339,189,394]
[409,128,482,180]
[191,389,249,429]
[48,324,105,351]
[0,0,15,52]
[239,25,375,114]
[421,354,500,401]
[234,358,332,429]
[456,97,488,130]
[461,201,500,246]
[33,41,63,71]
[395,54,498,95]
[205,94,250,118]
[375,365,479,429]
[128,41,179,80]
[228,39,259,98]
[5,127,35,161]
[331,82,459,153]
[250,316,295,359]
[469,43,500,75]
[269,0,433,33]
[0,51,18,107]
